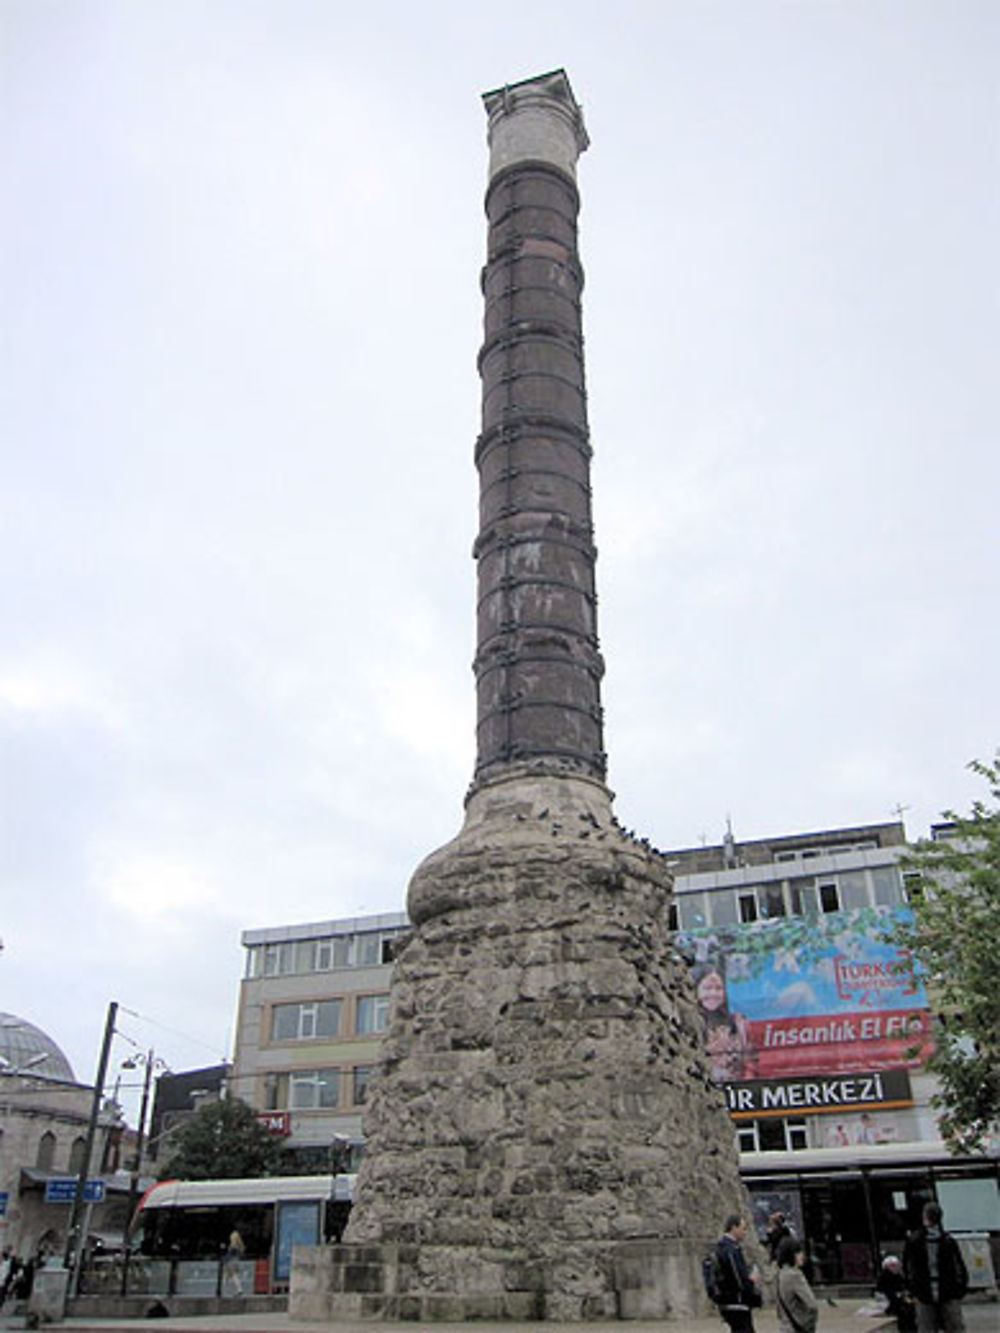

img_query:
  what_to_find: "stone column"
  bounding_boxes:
[292,72,751,1324]
[473,71,605,793]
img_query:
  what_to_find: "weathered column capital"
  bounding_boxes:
[482,68,589,182]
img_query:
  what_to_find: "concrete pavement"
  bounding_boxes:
[7,1295,999,1333]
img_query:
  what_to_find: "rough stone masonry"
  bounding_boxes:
[290,69,748,1322]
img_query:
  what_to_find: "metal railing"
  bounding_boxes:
[77,1253,262,1298]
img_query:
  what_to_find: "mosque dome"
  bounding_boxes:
[0,1012,75,1081]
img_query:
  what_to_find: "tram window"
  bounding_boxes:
[738,893,758,924]
[819,881,840,914]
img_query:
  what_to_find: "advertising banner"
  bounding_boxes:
[678,906,933,1083]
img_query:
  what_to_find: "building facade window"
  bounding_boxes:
[271,1000,342,1042]
[36,1130,56,1171]
[736,1117,809,1153]
[265,1069,341,1110]
[819,881,840,913]
[68,1136,87,1174]
[248,928,407,979]
[289,1069,339,1110]
[352,1066,373,1106]
[355,994,390,1035]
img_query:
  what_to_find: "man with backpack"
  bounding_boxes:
[710,1213,763,1332]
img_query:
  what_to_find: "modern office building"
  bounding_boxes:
[231,912,408,1171]
[670,820,998,1289]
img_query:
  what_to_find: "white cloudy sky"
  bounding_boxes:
[2,1,996,1119]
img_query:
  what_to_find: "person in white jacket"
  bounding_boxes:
[775,1236,819,1333]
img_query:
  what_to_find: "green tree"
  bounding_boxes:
[886,754,1000,1154]
[158,1097,285,1180]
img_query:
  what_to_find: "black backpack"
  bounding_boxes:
[702,1249,726,1305]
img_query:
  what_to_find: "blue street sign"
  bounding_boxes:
[44,1178,105,1204]
[0,1192,8,1216]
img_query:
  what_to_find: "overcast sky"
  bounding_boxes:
[2,1,996,1120]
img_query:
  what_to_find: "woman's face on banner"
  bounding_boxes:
[696,970,726,1013]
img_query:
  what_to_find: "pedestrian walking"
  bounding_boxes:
[775,1236,819,1333]
[714,1213,763,1333]
[903,1202,968,1333]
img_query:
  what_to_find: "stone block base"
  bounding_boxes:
[290,1238,710,1322]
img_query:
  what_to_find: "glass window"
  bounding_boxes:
[265,1073,286,1110]
[356,994,390,1035]
[264,943,292,975]
[737,1125,757,1154]
[840,872,869,911]
[353,1066,373,1105]
[355,934,380,966]
[294,940,316,973]
[316,1000,341,1036]
[787,1119,808,1151]
[760,884,786,919]
[381,934,402,964]
[36,1131,56,1171]
[710,892,739,926]
[739,893,758,924]
[316,939,333,970]
[289,1069,340,1110]
[902,872,923,903]
[757,1118,786,1151]
[872,868,902,907]
[789,878,817,918]
[677,894,707,929]
[332,935,352,967]
[272,1005,298,1041]
[272,1000,342,1041]
[819,881,840,914]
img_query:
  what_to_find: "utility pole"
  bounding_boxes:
[63,1000,117,1290]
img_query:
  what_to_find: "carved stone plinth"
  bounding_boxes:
[291,775,745,1320]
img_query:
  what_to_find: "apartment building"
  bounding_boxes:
[230,912,408,1171]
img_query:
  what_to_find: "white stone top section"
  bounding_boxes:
[482,69,589,183]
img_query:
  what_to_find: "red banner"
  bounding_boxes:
[748,1008,933,1078]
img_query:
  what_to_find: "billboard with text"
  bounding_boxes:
[678,906,932,1084]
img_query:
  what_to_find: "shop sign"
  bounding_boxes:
[725,1067,912,1118]
[256,1110,291,1136]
